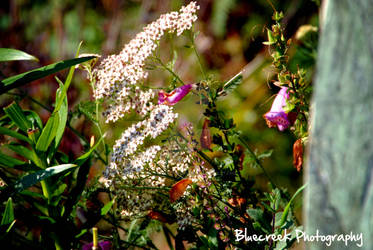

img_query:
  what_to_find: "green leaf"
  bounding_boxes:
[13,164,77,193]
[5,220,16,233]
[35,113,59,152]
[101,199,115,216]
[3,102,31,132]
[52,183,67,198]
[220,72,243,95]
[24,110,43,130]
[20,190,46,199]
[247,208,271,234]
[0,56,95,94]
[77,101,97,123]
[0,151,25,167]
[38,216,56,224]
[35,44,84,152]
[54,77,68,148]
[75,229,88,238]
[0,48,38,62]
[257,149,273,160]
[0,126,32,144]
[74,136,103,167]
[266,28,277,45]
[6,144,42,167]
[51,183,67,206]
[1,198,14,225]
[246,208,264,222]
[54,42,83,112]
[279,183,307,227]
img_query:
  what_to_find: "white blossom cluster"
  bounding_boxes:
[109,105,177,169]
[96,2,209,226]
[105,137,216,220]
[93,1,199,123]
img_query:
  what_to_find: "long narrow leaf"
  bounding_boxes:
[6,144,42,167]
[0,56,95,94]
[1,197,14,225]
[35,113,59,152]
[0,48,38,62]
[0,151,25,167]
[279,183,307,227]
[54,42,83,111]
[0,126,32,144]
[74,136,104,166]
[13,164,77,193]
[101,199,115,216]
[3,102,31,132]
[54,77,68,148]
[24,110,43,130]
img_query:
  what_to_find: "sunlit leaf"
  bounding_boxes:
[279,183,307,228]
[6,144,42,167]
[54,77,68,148]
[13,164,77,193]
[24,110,43,130]
[74,136,104,167]
[221,72,242,94]
[0,48,38,62]
[35,113,59,152]
[0,126,32,144]
[101,199,115,216]
[0,56,95,94]
[54,42,83,112]
[3,102,31,132]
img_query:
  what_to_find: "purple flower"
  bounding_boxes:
[82,241,111,250]
[264,87,292,131]
[158,84,193,105]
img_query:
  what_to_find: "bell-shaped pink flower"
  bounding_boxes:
[158,84,193,105]
[264,87,292,131]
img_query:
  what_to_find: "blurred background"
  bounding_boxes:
[0,0,319,222]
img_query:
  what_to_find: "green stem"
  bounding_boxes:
[155,57,185,85]
[223,131,244,183]
[54,241,62,250]
[89,75,108,164]
[238,136,277,188]
[67,123,107,165]
[189,30,206,80]
[40,180,51,201]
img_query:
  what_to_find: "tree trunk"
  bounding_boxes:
[306,0,373,249]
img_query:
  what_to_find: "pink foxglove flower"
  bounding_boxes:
[82,241,111,250]
[264,87,292,131]
[158,84,193,105]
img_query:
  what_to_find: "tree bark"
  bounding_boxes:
[306,0,373,249]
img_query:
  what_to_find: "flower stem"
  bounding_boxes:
[154,57,185,85]
[89,71,108,164]
[238,136,277,188]
[189,29,206,80]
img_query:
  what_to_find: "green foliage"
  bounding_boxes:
[0,56,95,94]
[13,164,77,193]
[0,48,38,62]
[1,198,14,226]
[0,46,106,249]
[264,12,315,139]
